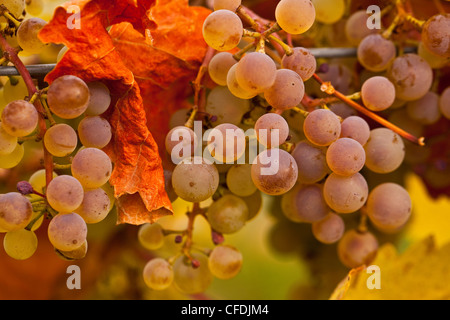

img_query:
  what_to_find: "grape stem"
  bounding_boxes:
[0,34,55,186]
[311,73,425,146]
[0,6,22,28]
[182,203,203,259]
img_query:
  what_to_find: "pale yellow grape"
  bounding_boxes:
[0,88,6,114]
[143,258,174,290]
[206,123,246,163]
[311,0,345,24]
[291,140,329,184]
[138,222,165,250]
[303,109,341,146]
[47,75,90,119]
[208,245,243,279]
[55,240,88,261]
[254,113,289,148]
[25,0,43,16]
[251,149,298,196]
[364,128,405,174]
[0,192,32,231]
[242,190,262,221]
[206,86,250,125]
[337,229,378,268]
[312,213,345,244]
[48,212,87,251]
[275,0,315,34]
[361,76,396,111]
[209,52,237,86]
[264,69,304,111]
[78,116,112,148]
[29,210,43,231]
[440,87,450,119]
[3,77,27,103]
[387,54,433,101]
[281,47,316,81]
[165,126,197,164]
[0,143,24,168]
[282,184,329,223]
[326,138,366,176]
[323,172,368,214]
[1,100,38,137]
[71,148,112,189]
[17,18,47,54]
[172,157,219,202]
[28,169,58,201]
[357,34,396,72]
[86,82,111,116]
[226,64,257,99]
[406,92,441,125]
[207,194,248,234]
[339,116,370,146]
[44,123,78,157]
[3,229,37,260]
[101,182,116,210]
[0,0,25,18]
[226,164,257,197]
[75,188,111,224]
[0,122,17,155]
[46,175,84,213]
[202,10,243,51]
[422,14,450,58]
[345,10,378,45]
[173,253,213,294]
[235,52,277,93]
[213,0,241,11]
[366,183,412,233]
[418,42,450,69]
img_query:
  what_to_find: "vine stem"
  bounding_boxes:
[312,73,425,146]
[182,203,202,260]
[0,34,54,186]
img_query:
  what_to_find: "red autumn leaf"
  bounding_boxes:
[39,0,211,225]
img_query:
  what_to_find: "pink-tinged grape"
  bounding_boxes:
[422,14,450,59]
[209,52,237,86]
[226,64,257,99]
[303,109,341,146]
[71,148,112,189]
[165,126,197,164]
[86,82,111,116]
[173,253,213,294]
[213,0,241,11]
[323,172,368,214]
[206,86,250,125]
[291,140,329,184]
[3,229,38,260]
[207,194,248,234]
[0,192,33,231]
[226,164,257,197]
[138,222,165,250]
[55,240,88,261]
[75,188,111,224]
[340,116,370,146]
[44,123,78,157]
[311,0,345,24]
[275,0,315,34]
[17,18,47,54]
[406,92,441,125]
[206,123,246,163]
[282,184,329,223]
[418,42,450,69]
[78,116,112,148]
[1,100,38,137]
[440,87,450,119]
[338,229,378,268]
[329,102,357,119]
[264,69,305,111]
[357,34,396,72]
[281,47,317,81]
[48,212,87,252]
[364,128,405,174]
[345,10,378,45]
[251,149,298,196]
[361,76,396,111]
[326,138,366,176]
[312,213,345,244]
[254,113,289,148]
[47,75,90,119]
[241,190,262,221]
[0,144,24,168]
[387,54,433,101]
[235,52,277,93]
[0,123,17,155]
[366,183,412,233]
[172,157,219,202]
[143,258,174,290]
[314,64,353,96]
[46,175,84,213]
[208,245,243,279]
[202,10,243,51]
